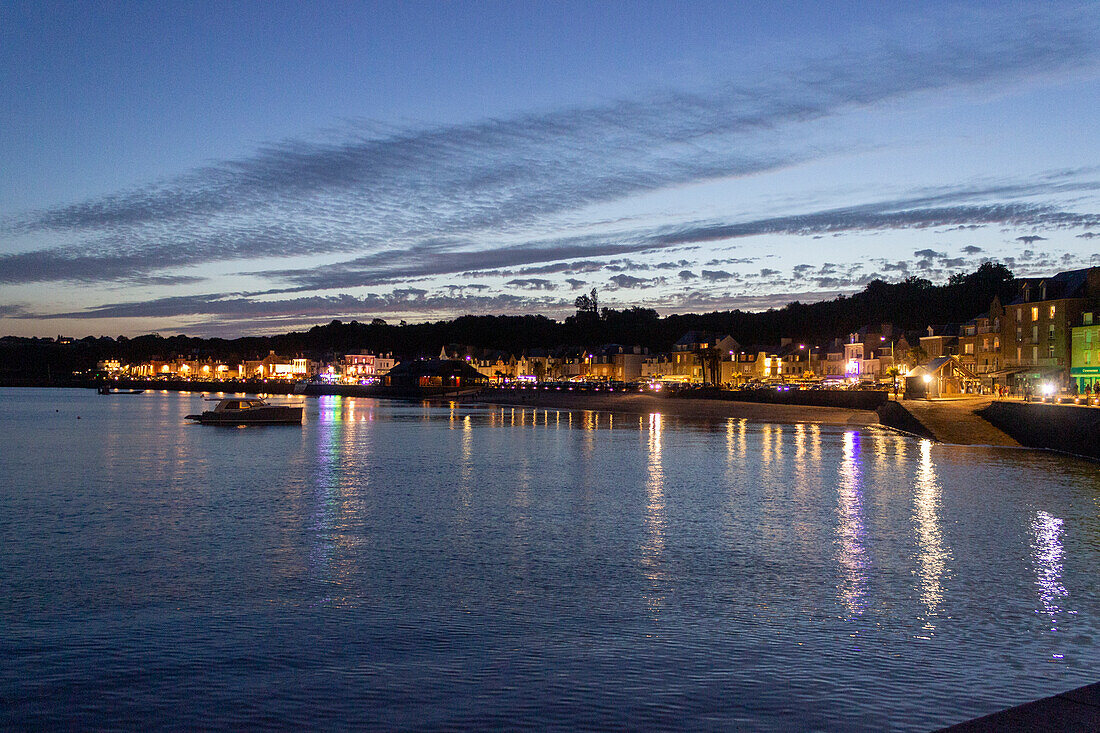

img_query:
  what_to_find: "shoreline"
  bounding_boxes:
[454,390,880,428]
[0,382,880,428]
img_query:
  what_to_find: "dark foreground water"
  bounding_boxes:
[1,388,1098,730]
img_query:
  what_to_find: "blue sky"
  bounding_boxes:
[2,1,1099,337]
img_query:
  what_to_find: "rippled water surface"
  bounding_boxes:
[2,388,1099,730]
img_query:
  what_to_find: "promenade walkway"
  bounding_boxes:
[894,396,1020,446]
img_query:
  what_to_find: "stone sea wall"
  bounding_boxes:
[680,387,888,411]
[979,401,1100,460]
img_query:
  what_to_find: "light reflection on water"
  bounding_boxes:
[2,389,1100,731]
[642,413,665,617]
[1031,510,1070,637]
[836,430,868,618]
[914,439,950,636]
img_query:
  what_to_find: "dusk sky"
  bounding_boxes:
[2,1,1099,337]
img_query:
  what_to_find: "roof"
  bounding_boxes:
[923,324,960,338]
[905,355,978,379]
[385,359,488,381]
[673,330,733,347]
[1009,267,1097,304]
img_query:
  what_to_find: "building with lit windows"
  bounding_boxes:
[1000,267,1100,387]
[958,301,1003,379]
[1071,311,1100,392]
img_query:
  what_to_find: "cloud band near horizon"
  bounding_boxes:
[1,6,1098,289]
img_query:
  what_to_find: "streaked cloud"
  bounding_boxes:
[506,278,558,291]
[2,6,1098,289]
[258,199,1100,291]
[608,274,659,289]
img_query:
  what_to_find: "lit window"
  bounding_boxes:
[1050,305,1056,318]
[1031,307,1039,321]
[993,337,1000,349]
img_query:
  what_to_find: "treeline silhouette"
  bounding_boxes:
[1,263,1016,380]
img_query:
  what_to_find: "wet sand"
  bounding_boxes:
[458,390,879,427]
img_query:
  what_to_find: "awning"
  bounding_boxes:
[983,367,1031,377]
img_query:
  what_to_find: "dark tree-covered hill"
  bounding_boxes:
[0,262,1017,380]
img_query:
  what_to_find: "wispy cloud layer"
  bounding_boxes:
[2,6,1098,289]
[257,197,1100,291]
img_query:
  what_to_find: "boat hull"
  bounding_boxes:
[185,406,303,425]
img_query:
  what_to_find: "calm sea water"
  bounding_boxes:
[1,388,1098,730]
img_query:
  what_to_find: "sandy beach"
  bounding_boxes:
[459,389,880,427]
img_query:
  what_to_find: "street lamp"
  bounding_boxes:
[923,373,933,400]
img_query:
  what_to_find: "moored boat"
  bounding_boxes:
[185,398,303,425]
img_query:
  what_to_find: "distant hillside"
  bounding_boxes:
[0,262,1016,380]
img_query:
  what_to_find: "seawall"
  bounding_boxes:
[681,387,888,410]
[472,388,878,426]
[875,401,937,440]
[979,401,1100,460]
[876,397,1019,446]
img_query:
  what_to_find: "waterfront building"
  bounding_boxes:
[584,344,646,382]
[343,354,378,382]
[1070,310,1100,392]
[670,331,739,383]
[999,267,1100,388]
[834,326,897,382]
[641,353,671,380]
[96,359,122,375]
[754,350,783,380]
[720,350,757,384]
[823,338,846,378]
[240,351,311,380]
[892,331,924,367]
[919,324,960,360]
[472,352,512,382]
[374,354,397,375]
[776,341,820,379]
[958,301,1003,383]
[131,359,173,378]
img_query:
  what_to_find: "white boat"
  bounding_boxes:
[185,398,303,425]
